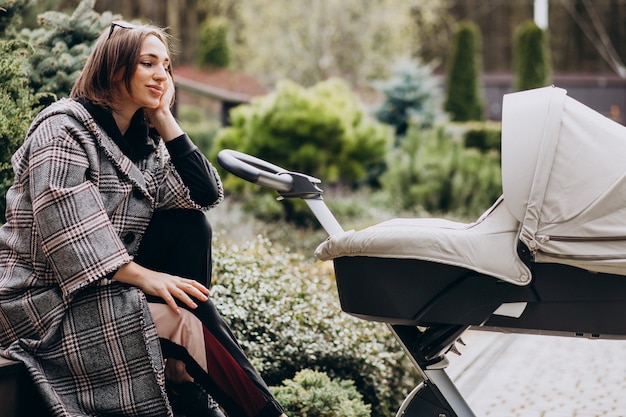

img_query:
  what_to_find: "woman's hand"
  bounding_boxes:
[113,261,209,314]
[144,72,184,141]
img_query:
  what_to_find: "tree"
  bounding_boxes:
[444,21,484,122]
[19,0,117,98]
[232,0,415,88]
[197,16,231,68]
[373,58,444,141]
[513,20,552,92]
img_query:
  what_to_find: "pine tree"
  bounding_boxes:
[444,21,484,122]
[513,20,552,92]
[20,0,118,98]
[374,59,443,143]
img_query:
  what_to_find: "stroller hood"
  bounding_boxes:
[503,86,626,275]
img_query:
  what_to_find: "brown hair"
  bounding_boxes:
[70,21,174,109]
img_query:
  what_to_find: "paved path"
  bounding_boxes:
[445,330,626,417]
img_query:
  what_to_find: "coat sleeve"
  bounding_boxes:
[28,134,131,300]
[153,140,224,211]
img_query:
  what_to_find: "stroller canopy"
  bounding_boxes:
[504,86,626,276]
[316,86,626,284]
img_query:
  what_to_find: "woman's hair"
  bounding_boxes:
[70,21,174,109]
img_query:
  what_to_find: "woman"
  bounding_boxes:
[0,21,286,417]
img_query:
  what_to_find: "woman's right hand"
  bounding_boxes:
[112,261,209,314]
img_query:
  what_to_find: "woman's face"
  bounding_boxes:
[116,35,171,113]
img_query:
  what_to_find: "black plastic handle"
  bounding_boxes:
[217,149,323,199]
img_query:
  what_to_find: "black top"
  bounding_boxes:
[78,99,220,207]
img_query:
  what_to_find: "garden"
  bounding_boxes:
[0,1,553,416]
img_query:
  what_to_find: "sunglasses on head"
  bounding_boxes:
[107,20,137,40]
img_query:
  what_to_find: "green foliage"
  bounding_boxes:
[19,0,117,98]
[444,21,484,122]
[513,20,552,92]
[213,78,391,226]
[381,125,501,218]
[197,16,231,68]
[0,39,46,223]
[0,0,29,35]
[462,121,502,152]
[374,59,444,140]
[177,104,221,157]
[271,369,371,417]
[215,78,391,186]
[210,235,419,417]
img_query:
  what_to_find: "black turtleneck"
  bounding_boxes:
[78,98,220,207]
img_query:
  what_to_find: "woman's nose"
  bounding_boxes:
[154,65,168,80]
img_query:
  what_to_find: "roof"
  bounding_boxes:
[173,66,268,103]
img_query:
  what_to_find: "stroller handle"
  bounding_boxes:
[217,149,325,199]
[217,149,344,235]
[217,149,294,192]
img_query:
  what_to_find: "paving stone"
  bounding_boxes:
[445,330,626,417]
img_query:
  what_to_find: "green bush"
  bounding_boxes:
[210,234,420,417]
[177,105,221,157]
[0,40,46,223]
[213,78,391,227]
[197,16,231,68]
[462,121,502,152]
[381,125,501,218]
[513,20,552,92]
[444,21,484,122]
[271,369,371,417]
[214,78,392,188]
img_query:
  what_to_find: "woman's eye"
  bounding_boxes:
[141,61,152,67]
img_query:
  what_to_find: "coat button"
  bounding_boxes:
[123,232,136,244]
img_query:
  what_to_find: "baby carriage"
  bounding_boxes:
[216,86,626,417]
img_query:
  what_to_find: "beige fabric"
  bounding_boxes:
[503,86,626,276]
[149,303,208,373]
[315,197,531,285]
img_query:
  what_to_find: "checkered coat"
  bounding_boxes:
[0,99,223,416]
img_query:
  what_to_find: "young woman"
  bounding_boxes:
[0,21,287,417]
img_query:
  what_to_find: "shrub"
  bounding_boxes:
[462,121,502,152]
[0,40,46,223]
[513,20,552,92]
[197,16,231,68]
[177,105,221,157]
[381,125,501,218]
[210,234,420,417]
[444,21,484,122]
[373,58,445,140]
[270,369,371,417]
[214,78,392,188]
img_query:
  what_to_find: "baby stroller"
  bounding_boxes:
[217,86,626,417]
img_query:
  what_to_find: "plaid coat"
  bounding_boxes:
[0,99,223,416]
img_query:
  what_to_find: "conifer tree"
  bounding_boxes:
[513,20,552,92]
[444,21,484,121]
[197,17,231,68]
[20,0,117,98]
[374,59,443,142]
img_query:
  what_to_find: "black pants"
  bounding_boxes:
[135,209,284,417]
